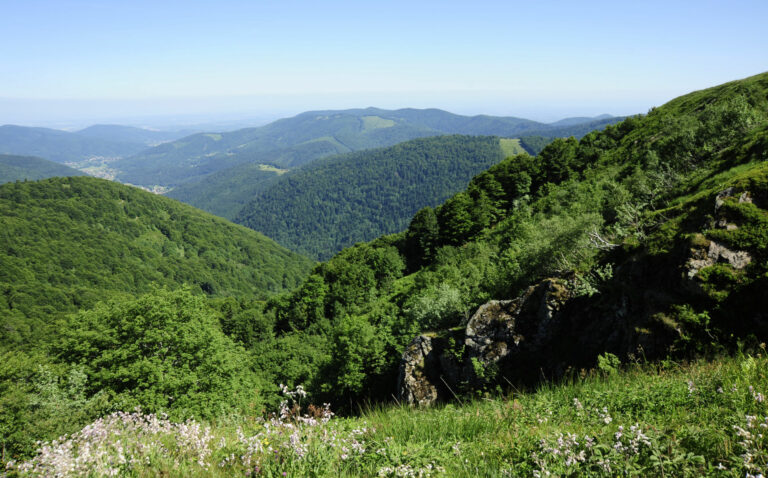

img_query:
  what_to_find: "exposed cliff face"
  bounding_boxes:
[398,186,768,406]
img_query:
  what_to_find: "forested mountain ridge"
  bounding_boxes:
[235,135,509,260]
[0,176,314,350]
[116,108,622,188]
[166,162,287,220]
[0,154,86,184]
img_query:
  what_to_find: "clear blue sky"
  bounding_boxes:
[1,0,767,125]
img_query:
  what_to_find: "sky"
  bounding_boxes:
[1,0,767,127]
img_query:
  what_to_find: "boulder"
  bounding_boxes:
[397,333,462,406]
[464,279,571,385]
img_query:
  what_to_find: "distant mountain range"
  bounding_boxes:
[0,125,149,164]
[75,124,194,146]
[0,109,621,189]
[0,154,86,184]
[114,108,623,188]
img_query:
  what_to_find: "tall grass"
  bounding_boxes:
[7,351,767,477]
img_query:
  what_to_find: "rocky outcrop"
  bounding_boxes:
[398,273,677,405]
[397,333,461,407]
[464,280,571,385]
[685,187,754,289]
[686,240,752,280]
[397,280,577,405]
[397,335,440,406]
[397,186,765,406]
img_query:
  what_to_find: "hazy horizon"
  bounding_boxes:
[1,0,766,129]
[0,93,647,131]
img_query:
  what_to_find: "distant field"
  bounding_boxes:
[361,115,396,130]
[258,164,289,174]
[499,137,526,157]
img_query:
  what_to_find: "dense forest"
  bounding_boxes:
[235,135,508,259]
[0,177,313,350]
[0,154,86,184]
[2,74,767,471]
[163,135,553,223]
[166,163,286,219]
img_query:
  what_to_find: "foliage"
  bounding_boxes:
[3,73,768,471]
[260,72,768,409]
[0,176,313,348]
[115,107,620,189]
[57,288,263,419]
[166,163,285,220]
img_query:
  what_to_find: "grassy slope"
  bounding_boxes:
[12,353,768,476]
[499,138,525,156]
[0,154,86,184]
[258,72,768,408]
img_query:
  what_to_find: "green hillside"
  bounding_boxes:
[235,135,507,260]
[0,154,86,184]
[115,108,622,189]
[0,176,313,349]
[3,75,766,472]
[255,72,768,406]
[0,125,148,163]
[166,162,287,219]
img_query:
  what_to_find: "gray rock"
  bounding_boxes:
[687,240,752,280]
[463,280,570,384]
[397,335,439,407]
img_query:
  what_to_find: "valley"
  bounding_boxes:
[1,74,767,477]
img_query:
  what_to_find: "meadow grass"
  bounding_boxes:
[499,138,526,157]
[7,352,767,477]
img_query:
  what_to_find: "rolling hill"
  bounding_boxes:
[234,135,508,260]
[0,154,86,184]
[3,74,767,471]
[0,125,149,163]
[166,162,287,220]
[116,108,622,188]
[0,176,314,349]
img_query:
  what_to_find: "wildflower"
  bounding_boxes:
[598,407,613,425]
